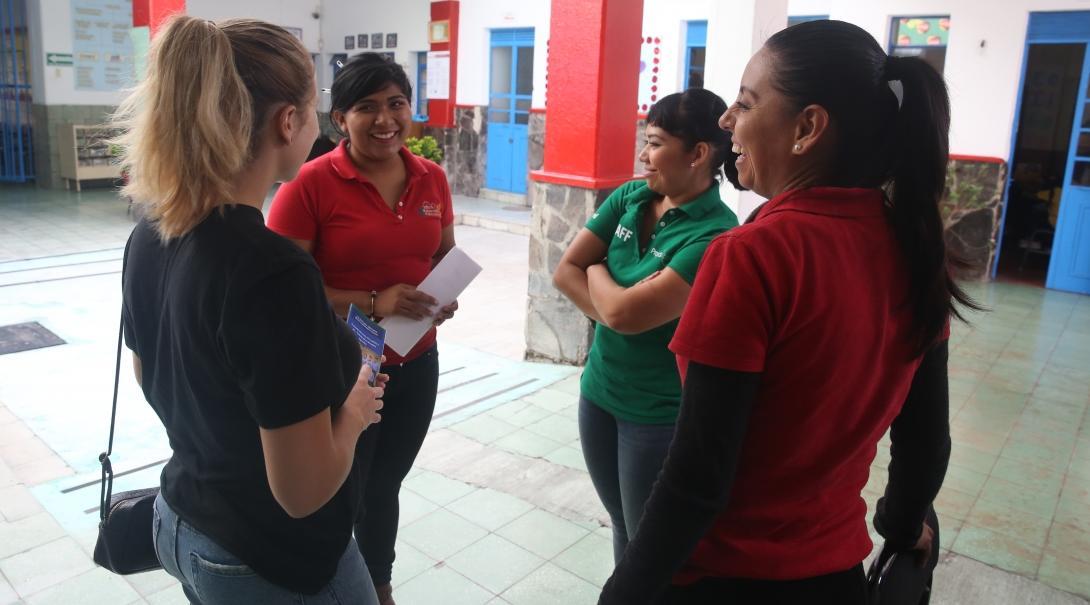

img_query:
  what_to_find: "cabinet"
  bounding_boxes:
[58,124,123,191]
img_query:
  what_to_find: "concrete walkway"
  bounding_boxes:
[0,184,1087,604]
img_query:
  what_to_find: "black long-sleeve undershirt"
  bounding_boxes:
[874,340,952,549]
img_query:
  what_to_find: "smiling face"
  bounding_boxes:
[638,124,698,196]
[334,82,412,165]
[718,49,801,198]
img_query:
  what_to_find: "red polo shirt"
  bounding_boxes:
[669,187,931,582]
[268,142,454,364]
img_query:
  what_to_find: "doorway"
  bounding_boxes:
[998,12,1090,294]
[485,28,534,194]
[1000,43,1081,286]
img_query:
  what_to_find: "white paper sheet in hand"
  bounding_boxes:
[379,246,483,355]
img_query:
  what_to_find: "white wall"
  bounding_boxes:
[788,0,832,17]
[186,0,322,52]
[641,0,713,97]
[27,0,130,106]
[703,0,788,217]
[830,0,1090,161]
[314,0,430,112]
[455,0,550,109]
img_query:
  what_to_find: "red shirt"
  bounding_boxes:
[669,187,926,581]
[268,142,454,364]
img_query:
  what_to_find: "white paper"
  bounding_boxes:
[426,51,450,100]
[379,246,482,355]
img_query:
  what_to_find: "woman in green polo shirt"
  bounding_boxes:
[553,88,740,562]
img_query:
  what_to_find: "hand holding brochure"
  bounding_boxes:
[347,303,386,385]
[380,246,482,356]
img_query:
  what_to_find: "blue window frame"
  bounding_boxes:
[488,29,534,127]
[0,0,34,183]
[683,21,707,89]
[415,51,428,122]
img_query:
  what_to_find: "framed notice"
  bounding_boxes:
[371,33,384,49]
[72,0,134,91]
[358,34,368,48]
[429,20,450,43]
[386,33,398,48]
[426,51,450,100]
[345,35,355,50]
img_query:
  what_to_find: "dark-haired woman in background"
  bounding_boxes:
[268,53,456,605]
[599,19,974,604]
[553,88,740,564]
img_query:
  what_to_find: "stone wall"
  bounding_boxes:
[941,158,1007,281]
[528,112,545,173]
[425,106,487,197]
[525,181,617,364]
[32,104,117,189]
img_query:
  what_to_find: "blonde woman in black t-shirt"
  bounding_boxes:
[116,16,384,604]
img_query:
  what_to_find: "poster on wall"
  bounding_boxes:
[358,34,368,48]
[71,0,134,91]
[345,35,355,50]
[426,51,450,100]
[893,17,950,47]
[636,36,662,113]
[371,33,384,49]
[386,33,397,49]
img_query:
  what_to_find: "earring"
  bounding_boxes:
[690,162,696,167]
[793,143,802,152]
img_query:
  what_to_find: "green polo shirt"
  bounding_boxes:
[580,179,738,424]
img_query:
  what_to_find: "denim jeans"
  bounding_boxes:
[153,493,378,605]
[578,395,677,563]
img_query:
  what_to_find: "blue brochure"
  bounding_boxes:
[347,303,386,386]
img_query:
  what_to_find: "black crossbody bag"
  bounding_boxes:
[92,315,162,574]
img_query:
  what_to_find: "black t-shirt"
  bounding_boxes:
[122,205,363,594]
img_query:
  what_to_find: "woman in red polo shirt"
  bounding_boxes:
[599,20,978,604]
[268,53,455,605]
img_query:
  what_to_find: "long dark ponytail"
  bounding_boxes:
[764,20,979,354]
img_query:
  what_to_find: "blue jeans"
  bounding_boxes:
[153,494,378,604]
[578,395,676,563]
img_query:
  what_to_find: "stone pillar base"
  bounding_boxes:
[524,180,615,365]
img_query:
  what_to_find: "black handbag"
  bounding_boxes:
[92,316,162,575]
[867,507,940,605]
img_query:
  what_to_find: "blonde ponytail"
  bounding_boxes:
[113,16,312,239]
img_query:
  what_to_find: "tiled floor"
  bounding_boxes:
[931,283,1090,597]
[1,183,1089,603]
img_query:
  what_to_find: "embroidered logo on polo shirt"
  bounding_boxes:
[614,224,634,242]
[418,201,443,218]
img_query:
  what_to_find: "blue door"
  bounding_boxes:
[0,0,34,183]
[1052,44,1090,294]
[1025,12,1090,294]
[486,29,534,194]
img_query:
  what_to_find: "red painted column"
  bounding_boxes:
[132,0,186,34]
[427,1,460,129]
[531,0,644,189]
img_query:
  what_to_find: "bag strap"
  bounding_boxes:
[98,313,124,522]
